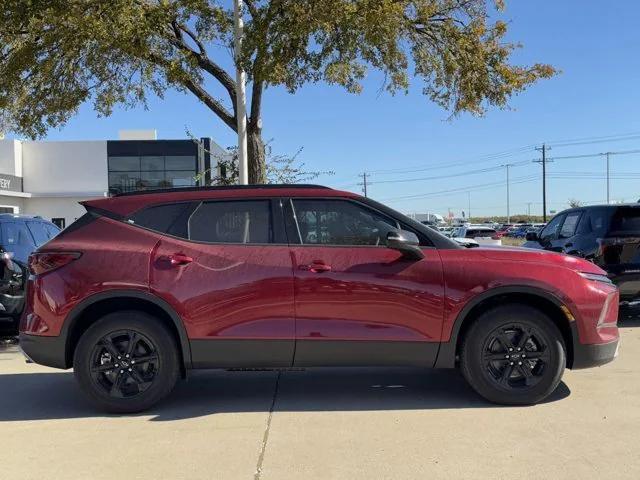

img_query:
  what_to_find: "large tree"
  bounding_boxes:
[0,0,555,183]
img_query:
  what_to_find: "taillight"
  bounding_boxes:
[28,252,81,275]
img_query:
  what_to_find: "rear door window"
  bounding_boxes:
[188,200,272,244]
[610,207,640,234]
[559,212,582,239]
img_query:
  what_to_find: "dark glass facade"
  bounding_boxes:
[107,140,201,195]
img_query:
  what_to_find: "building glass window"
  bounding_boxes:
[108,155,197,195]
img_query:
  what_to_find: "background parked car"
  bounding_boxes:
[451,225,502,245]
[0,214,60,334]
[508,224,533,238]
[523,204,640,312]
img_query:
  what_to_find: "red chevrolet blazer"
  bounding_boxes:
[19,185,619,412]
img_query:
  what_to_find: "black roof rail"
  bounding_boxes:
[111,184,332,198]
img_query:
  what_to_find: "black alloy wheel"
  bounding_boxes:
[89,330,160,399]
[74,311,179,413]
[460,304,566,405]
[481,323,550,390]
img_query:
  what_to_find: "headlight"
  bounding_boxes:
[579,272,613,284]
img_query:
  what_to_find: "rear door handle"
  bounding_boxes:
[299,262,332,273]
[167,253,193,266]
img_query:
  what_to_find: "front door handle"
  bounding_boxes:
[167,253,193,266]
[299,262,332,273]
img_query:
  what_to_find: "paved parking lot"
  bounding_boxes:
[2,318,639,480]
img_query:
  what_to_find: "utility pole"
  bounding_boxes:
[534,144,550,222]
[606,152,611,204]
[234,0,248,185]
[358,172,369,197]
[467,191,471,220]
[526,202,533,217]
[502,164,513,224]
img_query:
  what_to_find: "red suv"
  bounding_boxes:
[19,185,619,412]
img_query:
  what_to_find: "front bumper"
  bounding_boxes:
[571,322,619,369]
[18,333,68,369]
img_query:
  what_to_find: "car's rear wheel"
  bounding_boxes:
[73,311,180,413]
[460,304,566,405]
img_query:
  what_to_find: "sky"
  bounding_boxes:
[17,0,640,218]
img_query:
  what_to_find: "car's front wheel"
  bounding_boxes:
[460,304,566,405]
[73,311,180,413]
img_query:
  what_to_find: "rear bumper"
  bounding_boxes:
[18,333,68,369]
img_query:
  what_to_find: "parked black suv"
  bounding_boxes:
[523,204,640,310]
[0,214,60,335]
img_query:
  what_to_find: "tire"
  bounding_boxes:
[459,304,566,405]
[73,311,180,413]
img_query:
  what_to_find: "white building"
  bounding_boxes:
[0,131,230,228]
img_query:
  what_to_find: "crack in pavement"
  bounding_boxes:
[254,370,282,480]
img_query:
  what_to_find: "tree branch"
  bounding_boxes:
[182,76,237,132]
[146,51,237,132]
[166,22,238,114]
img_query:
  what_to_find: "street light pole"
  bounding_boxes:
[502,164,513,224]
[234,0,248,185]
[606,152,611,204]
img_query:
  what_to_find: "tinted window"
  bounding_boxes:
[44,223,61,238]
[292,199,398,246]
[539,214,565,242]
[188,201,272,243]
[559,212,581,238]
[1,223,35,247]
[129,202,194,238]
[27,222,50,246]
[577,208,608,235]
[610,207,640,233]
[166,156,196,170]
[466,229,496,238]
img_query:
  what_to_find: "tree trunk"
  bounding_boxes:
[247,125,266,184]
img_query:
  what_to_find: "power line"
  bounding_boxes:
[381,174,540,202]
[363,160,532,186]
[546,132,640,148]
[366,145,535,176]
[548,148,640,161]
[355,131,640,178]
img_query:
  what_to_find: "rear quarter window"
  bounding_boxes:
[610,207,640,234]
[128,202,196,238]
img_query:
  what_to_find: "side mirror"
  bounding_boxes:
[386,230,424,260]
[525,231,539,241]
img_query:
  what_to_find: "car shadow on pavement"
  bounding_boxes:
[0,367,571,422]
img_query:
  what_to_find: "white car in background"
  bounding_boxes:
[451,225,502,246]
